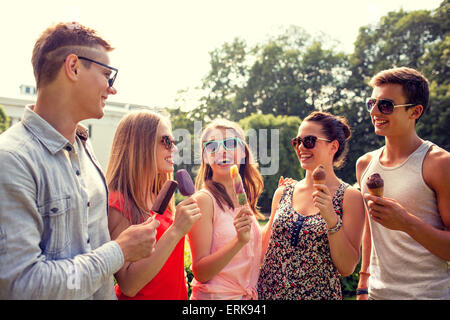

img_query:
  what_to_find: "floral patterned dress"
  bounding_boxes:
[257,181,349,300]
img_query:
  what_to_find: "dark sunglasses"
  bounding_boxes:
[366,98,416,115]
[161,135,176,150]
[292,135,331,150]
[202,137,243,154]
[78,56,118,87]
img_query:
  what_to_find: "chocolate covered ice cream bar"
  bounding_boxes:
[176,169,195,196]
[151,180,178,214]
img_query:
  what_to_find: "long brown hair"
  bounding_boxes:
[195,119,265,220]
[106,110,174,224]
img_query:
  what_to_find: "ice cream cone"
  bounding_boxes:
[313,179,326,185]
[368,187,384,197]
[366,173,384,197]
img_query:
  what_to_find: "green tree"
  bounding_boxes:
[240,39,312,120]
[166,106,199,191]
[239,113,303,214]
[194,26,349,123]
[417,0,450,150]
[0,104,10,134]
[340,1,450,186]
[198,38,250,121]
[176,0,448,300]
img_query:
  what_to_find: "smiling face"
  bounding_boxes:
[370,83,417,138]
[202,128,246,180]
[155,120,177,174]
[76,47,117,120]
[295,121,336,171]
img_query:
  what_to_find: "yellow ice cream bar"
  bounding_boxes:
[230,165,239,178]
[230,165,248,205]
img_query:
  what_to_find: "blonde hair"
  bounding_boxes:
[195,119,265,220]
[106,110,174,224]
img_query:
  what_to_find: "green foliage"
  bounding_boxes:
[195,26,349,123]
[340,257,361,299]
[0,104,10,134]
[184,241,194,298]
[184,5,450,182]
[199,38,250,121]
[167,106,199,185]
[239,113,303,213]
[177,1,449,299]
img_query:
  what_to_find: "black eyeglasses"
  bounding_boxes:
[78,56,118,87]
[366,98,416,115]
[161,135,176,150]
[292,135,331,150]
[202,137,243,154]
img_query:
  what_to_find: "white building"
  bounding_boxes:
[0,85,164,170]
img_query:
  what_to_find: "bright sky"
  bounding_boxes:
[0,0,443,110]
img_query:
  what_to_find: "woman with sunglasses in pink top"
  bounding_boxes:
[188,119,267,300]
[257,111,365,300]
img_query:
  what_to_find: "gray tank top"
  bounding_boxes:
[361,140,449,300]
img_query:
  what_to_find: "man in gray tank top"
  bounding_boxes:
[355,67,449,300]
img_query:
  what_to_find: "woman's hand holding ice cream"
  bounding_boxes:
[312,183,339,230]
[311,165,339,230]
[230,165,252,244]
[233,206,252,244]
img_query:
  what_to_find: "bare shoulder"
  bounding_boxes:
[193,190,214,207]
[343,185,364,207]
[356,152,373,184]
[192,190,214,219]
[344,185,363,198]
[267,185,287,223]
[342,185,365,227]
[273,185,286,202]
[423,145,450,189]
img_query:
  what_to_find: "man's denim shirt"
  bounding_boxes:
[0,106,123,299]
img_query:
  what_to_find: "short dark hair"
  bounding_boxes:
[369,67,429,123]
[32,22,113,89]
[304,111,352,168]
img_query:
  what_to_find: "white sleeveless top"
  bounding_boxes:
[361,140,449,300]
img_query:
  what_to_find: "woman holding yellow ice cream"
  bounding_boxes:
[188,119,266,300]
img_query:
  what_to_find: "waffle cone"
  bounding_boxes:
[314,179,326,185]
[368,187,384,197]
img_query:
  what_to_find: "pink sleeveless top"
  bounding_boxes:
[190,189,262,300]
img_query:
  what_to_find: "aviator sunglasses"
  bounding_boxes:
[366,98,416,115]
[292,135,331,150]
[202,137,243,154]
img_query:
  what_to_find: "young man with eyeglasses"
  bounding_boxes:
[356,67,450,300]
[0,22,159,299]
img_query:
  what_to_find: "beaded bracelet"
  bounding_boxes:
[327,215,342,234]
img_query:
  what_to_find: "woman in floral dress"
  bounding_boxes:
[258,111,365,300]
